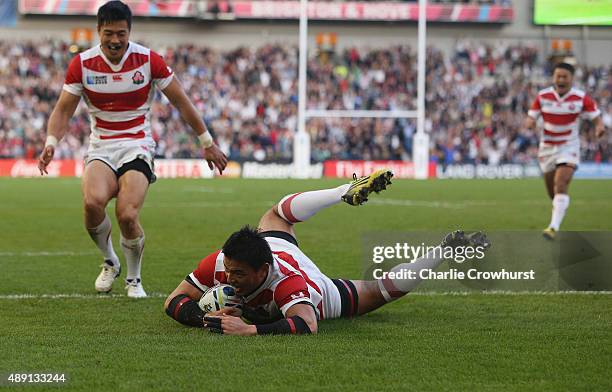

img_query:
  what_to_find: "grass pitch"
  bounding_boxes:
[0,178,611,391]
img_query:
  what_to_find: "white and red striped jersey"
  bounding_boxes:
[188,237,338,323]
[528,87,600,149]
[63,42,173,145]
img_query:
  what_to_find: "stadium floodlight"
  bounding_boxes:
[294,0,429,179]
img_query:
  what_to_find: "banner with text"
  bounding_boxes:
[324,160,437,179]
[19,0,514,23]
[0,159,241,179]
[437,164,541,179]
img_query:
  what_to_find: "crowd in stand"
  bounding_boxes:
[0,39,609,164]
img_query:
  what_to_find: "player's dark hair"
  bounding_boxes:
[97,1,132,30]
[554,62,575,75]
[222,226,273,270]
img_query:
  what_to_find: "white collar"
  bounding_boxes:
[553,86,573,102]
[98,41,132,72]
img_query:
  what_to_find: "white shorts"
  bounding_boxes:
[538,143,580,173]
[85,142,155,179]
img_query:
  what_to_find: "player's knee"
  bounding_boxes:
[258,206,290,231]
[116,205,139,226]
[83,195,106,214]
[265,206,280,221]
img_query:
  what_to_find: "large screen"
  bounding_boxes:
[534,0,612,25]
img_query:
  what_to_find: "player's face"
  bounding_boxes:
[223,258,269,297]
[553,68,573,95]
[98,20,130,64]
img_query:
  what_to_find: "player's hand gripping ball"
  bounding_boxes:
[198,284,243,316]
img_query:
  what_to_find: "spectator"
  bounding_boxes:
[0,39,609,164]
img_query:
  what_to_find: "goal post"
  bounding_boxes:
[413,0,429,180]
[294,0,429,179]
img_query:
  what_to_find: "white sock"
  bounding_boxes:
[87,214,119,267]
[277,184,351,223]
[378,250,445,302]
[120,234,145,282]
[549,194,570,231]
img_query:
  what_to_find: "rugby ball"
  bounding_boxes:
[198,284,243,315]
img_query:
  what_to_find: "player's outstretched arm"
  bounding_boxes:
[164,280,206,327]
[161,77,228,174]
[204,303,318,336]
[38,91,80,175]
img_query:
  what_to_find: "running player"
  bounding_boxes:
[525,62,605,240]
[164,169,489,335]
[37,1,228,297]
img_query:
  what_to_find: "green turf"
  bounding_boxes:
[0,178,611,391]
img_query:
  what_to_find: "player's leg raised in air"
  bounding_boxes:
[257,168,394,234]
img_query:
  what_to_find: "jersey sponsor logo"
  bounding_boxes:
[112,74,123,82]
[86,75,107,85]
[132,71,145,85]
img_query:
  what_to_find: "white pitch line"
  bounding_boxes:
[0,293,168,299]
[369,198,600,208]
[145,201,275,208]
[0,251,98,257]
[0,291,609,300]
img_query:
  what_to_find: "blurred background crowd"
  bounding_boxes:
[0,39,610,164]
